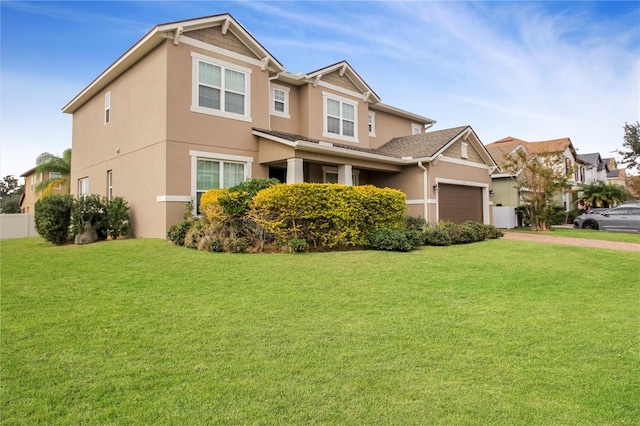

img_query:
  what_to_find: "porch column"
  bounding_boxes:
[338,164,353,186]
[286,158,304,184]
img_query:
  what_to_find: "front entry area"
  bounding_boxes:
[438,184,483,224]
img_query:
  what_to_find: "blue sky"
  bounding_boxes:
[1,1,639,179]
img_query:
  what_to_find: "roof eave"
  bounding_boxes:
[370,103,436,124]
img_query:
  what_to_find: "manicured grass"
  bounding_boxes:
[2,237,638,424]
[507,226,640,243]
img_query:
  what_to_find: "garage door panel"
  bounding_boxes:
[439,184,482,224]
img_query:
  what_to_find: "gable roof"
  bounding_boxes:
[376,126,469,159]
[63,13,284,114]
[525,137,574,155]
[486,136,577,164]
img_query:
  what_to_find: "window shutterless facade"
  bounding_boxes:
[50,172,62,190]
[323,92,358,142]
[412,123,422,135]
[107,170,113,200]
[191,52,251,122]
[368,112,375,136]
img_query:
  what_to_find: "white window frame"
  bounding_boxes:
[105,92,111,124]
[270,84,290,118]
[368,112,376,137]
[461,142,468,159]
[50,172,62,190]
[78,177,89,198]
[107,170,113,201]
[322,92,358,143]
[189,150,253,214]
[322,166,360,185]
[412,123,422,135]
[30,176,35,192]
[191,52,252,122]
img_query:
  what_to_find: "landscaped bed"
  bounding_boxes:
[1,237,638,424]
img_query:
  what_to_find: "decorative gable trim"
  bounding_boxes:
[306,61,381,103]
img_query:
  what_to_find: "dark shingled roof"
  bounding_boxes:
[254,125,472,160]
[375,126,469,158]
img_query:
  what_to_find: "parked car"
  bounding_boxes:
[620,200,640,206]
[573,205,640,231]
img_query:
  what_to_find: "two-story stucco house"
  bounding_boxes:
[62,13,498,238]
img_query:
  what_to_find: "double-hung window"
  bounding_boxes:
[368,112,375,136]
[191,151,253,213]
[270,84,290,118]
[191,52,251,122]
[323,92,358,142]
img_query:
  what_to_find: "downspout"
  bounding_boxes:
[267,73,281,130]
[418,161,429,222]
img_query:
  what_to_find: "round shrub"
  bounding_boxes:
[225,237,249,253]
[288,238,308,253]
[167,218,194,246]
[34,194,74,245]
[198,234,224,252]
[368,228,414,252]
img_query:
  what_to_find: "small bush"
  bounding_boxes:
[424,222,456,246]
[34,195,74,245]
[225,237,248,253]
[71,195,108,240]
[167,218,194,246]
[457,221,488,244]
[106,197,130,239]
[288,238,308,253]
[184,221,206,249]
[368,228,415,252]
[198,235,224,252]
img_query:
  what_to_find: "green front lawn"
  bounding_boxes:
[2,237,638,424]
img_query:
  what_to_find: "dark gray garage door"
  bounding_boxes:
[439,184,483,224]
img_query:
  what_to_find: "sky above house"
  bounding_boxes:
[1,1,639,179]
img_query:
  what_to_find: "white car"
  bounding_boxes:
[573,205,640,231]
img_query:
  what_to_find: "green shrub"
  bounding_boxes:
[34,194,74,245]
[198,235,224,252]
[457,221,488,244]
[184,221,206,249]
[218,178,280,218]
[250,183,406,249]
[71,195,109,240]
[167,218,194,246]
[424,222,456,246]
[368,228,415,252]
[225,237,248,253]
[288,238,308,253]
[106,197,130,239]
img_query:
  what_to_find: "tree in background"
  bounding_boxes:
[502,149,573,232]
[615,121,639,172]
[35,148,71,195]
[624,175,640,199]
[577,181,630,208]
[0,175,24,213]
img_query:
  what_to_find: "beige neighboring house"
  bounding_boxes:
[486,136,579,211]
[62,13,498,239]
[19,167,68,213]
[603,157,627,187]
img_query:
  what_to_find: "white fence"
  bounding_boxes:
[0,214,39,239]
[492,206,518,229]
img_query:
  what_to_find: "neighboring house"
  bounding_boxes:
[577,153,609,184]
[62,13,498,239]
[603,157,627,187]
[18,167,68,213]
[485,136,579,211]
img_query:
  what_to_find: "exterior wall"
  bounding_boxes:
[491,177,519,207]
[0,214,38,239]
[269,83,300,135]
[70,42,169,238]
[369,108,419,149]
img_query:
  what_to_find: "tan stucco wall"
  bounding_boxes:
[369,109,417,149]
[20,171,69,213]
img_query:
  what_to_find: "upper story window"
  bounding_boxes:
[191,52,252,122]
[323,92,358,143]
[105,92,111,124]
[30,176,35,192]
[270,84,290,118]
[412,123,422,135]
[368,112,376,136]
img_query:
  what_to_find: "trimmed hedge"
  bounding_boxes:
[249,183,406,248]
[34,194,74,245]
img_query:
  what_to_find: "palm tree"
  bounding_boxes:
[35,148,71,196]
[577,181,630,208]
